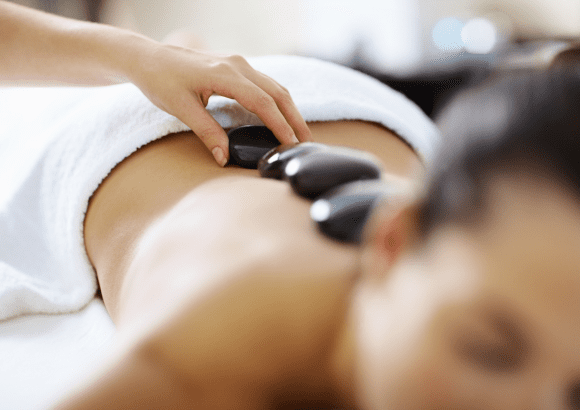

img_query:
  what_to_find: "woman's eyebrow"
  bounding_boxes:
[454,299,534,370]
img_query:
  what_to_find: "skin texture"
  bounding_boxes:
[0,1,312,164]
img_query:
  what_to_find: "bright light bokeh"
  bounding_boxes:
[461,18,497,54]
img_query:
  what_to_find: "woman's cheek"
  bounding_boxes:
[373,346,456,409]
[413,358,459,408]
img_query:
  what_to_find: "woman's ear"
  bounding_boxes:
[359,200,420,283]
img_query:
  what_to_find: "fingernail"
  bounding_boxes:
[291,134,300,144]
[212,147,227,167]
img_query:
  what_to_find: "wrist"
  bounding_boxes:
[87,25,159,85]
[60,20,159,85]
[109,29,161,85]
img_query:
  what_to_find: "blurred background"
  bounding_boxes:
[9,0,580,116]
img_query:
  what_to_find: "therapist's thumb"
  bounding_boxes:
[175,99,230,167]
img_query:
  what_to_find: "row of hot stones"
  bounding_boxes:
[228,126,397,244]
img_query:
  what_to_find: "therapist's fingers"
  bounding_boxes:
[172,93,230,166]
[227,55,312,142]
[212,75,303,146]
[131,47,312,166]
[214,54,311,144]
[245,70,313,143]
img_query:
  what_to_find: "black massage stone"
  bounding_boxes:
[258,142,326,179]
[310,180,394,244]
[228,125,280,169]
[284,148,382,199]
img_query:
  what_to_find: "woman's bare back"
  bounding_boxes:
[66,120,421,409]
[85,120,421,320]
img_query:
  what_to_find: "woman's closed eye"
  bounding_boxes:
[454,312,529,372]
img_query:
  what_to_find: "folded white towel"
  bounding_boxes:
[0,55,439,320]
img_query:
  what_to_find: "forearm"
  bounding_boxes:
[53,346,199,410]
[54,341,270,410]
[0,1,154,86]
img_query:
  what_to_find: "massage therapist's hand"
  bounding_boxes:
[0,1,312,166]
[127,45,312,166]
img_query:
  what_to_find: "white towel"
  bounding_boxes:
[0,299,115,409]
[0,55,439,320]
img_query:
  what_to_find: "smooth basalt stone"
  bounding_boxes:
[310,180,394,244]
[258,142,326,179]
[228,125,280,169]
[284,148,382,199]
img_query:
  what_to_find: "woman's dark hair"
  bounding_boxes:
[416,67,580,237]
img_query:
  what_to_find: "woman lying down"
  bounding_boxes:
[3,5,580,409]
[42,68,579,409]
